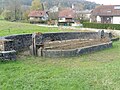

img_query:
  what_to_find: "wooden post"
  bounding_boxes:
[32,32,43,56]
[32,33,37,56]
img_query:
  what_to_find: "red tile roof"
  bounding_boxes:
[92,5,120,16]
[59,9,75,18]
[28,11,47,17]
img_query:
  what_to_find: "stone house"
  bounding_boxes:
[28,10,49,23]
[90,5,120,24]
[58,9,75,26]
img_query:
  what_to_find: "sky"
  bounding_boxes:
[87,0,119,5]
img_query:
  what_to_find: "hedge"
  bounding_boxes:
[83,22,120,30]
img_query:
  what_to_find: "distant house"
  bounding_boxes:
[28,10,49,23]
[58,9,75,26]
[90,5,120,24]
[76,10,91,20]
[49,6,59,13]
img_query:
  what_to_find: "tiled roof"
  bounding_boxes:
[92,5,120,16]
[59,9,75,18]
[28,10,47,17]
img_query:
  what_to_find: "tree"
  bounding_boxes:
[0,0,31,21]
[3,0,22,21]
[1,10,12,20]
[22,10,30,20]
[31,0,42,10]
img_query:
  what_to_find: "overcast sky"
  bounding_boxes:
[87,0,119,5]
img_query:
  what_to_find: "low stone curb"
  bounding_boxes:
[42,41,112,58]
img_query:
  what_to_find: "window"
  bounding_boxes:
[107,10,111,13]
[114,6,120,10]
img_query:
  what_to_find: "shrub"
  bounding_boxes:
[1,10,13,20]
[83,22,120,30]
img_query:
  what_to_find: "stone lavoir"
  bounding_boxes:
[0,31,113,60]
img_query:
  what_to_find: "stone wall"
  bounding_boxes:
[36,32,110,45]
[0,50,16,61]
[4,34,32,51]
[42,32,99,42]
[1,32,102,52]
[0,31,112,59]
[0,34,32,60]
[42,42,112,58]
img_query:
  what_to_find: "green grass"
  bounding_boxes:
[0,20,120,90]
[0,15,4,20]
[0,41,120,90]
[0,20,63,36]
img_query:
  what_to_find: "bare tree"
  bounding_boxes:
[31,0,42,10]
[2,0,22,20]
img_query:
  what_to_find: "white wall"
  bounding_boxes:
[29,17,34,20]
[59,18,66,22]
[97,16,101,23]
[113,16,120,24]
[72,22,81,26]
[29,14,48,21]
[86,14,91,18]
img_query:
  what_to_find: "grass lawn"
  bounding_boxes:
[0,20,63,36]
[0,41,120,90]
[0,20,120,90]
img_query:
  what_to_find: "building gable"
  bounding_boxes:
[92,5,120,16]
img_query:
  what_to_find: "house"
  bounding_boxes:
[90,5,120,24]
[28,10,49,23]
[49,6,59,13]
[58,9,75,26]
[76,10,91,20]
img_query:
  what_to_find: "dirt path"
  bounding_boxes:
[44,39,109,50]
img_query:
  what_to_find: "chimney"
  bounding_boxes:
[72,4,75,9]
[42,3,44,11]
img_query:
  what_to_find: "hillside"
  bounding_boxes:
[0,0,99,20]
[41,0,98,10]
[0,0,98,13]
[0,0,99,11]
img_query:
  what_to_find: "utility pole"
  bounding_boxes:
[14,0,17,20]
[1,0,4,11]
[1,0,7,11]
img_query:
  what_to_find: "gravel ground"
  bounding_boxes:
[44,38,110,50]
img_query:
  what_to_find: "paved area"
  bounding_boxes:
[36,24,58,27]
[60,26,120,36]
[80,28,120,36]
[36,24,120,36]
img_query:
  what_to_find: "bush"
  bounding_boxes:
[1,10,13,20]
[83,22,120,30]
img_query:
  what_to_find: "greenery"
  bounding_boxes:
[0,20,61,36]
[0,15,4,20]
[1,0,22,21]
[83,22,120,30]
[31,0,42,10]
[40,0,98,10]
[1,10,13,20]
[0,41,120,90]
[0,0,98,11]
[0,0,99,22]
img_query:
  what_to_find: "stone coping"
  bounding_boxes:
[0,50,16,53]
[42,41,112,58]
[0,39,13,42]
